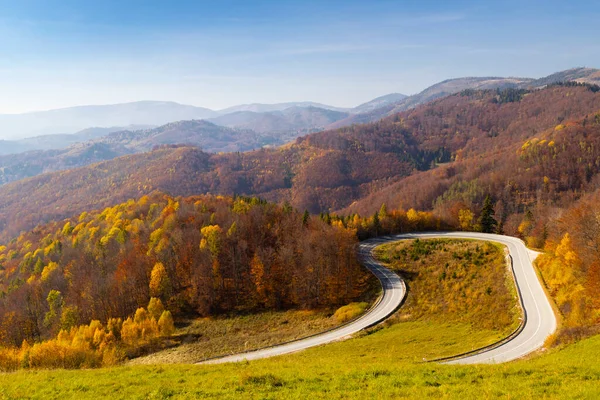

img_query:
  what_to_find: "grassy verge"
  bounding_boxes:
[128,309,347,365]
[128,267,379,365]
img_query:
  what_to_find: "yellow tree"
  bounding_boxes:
[458,209,474,231]
[149,262,171,299]
[201,225,223,293]
[158,310,175,336]
[250,253,268,305]
[147,297,165,321]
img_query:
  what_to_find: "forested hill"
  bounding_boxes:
[0,194,367,347]
[328,67,600,128]
[342,84,600,221]
[0,84,600,240]
[0,121,265,186]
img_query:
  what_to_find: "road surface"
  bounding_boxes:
[201,232,556,365]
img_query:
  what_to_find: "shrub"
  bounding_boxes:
[333,302,369,323]
[158,311,175,336]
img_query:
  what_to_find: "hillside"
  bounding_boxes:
[0,143,133,185]
[0,106,349,159]
[328,77,533,128]
[329,67,600,128]
[208,106,349,138]
[1,84,600,240]
[351,93,408,114]
[4,323,600,398]
[0,194,366,349]
[0,121,264,186]
[342,83,600,220]
[529,67,600,87]
[97,120,265,153]
[0,235,595,397]
[0,125,153,156]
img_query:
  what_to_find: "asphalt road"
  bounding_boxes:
[201,239,407,364]
[201,232,556,365]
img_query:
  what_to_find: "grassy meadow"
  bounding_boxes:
[2,320,599,399]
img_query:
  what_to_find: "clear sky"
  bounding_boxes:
[0,0,599,113]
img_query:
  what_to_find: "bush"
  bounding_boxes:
[0,299,172,371]
[0,348,20,372]
[333,302,369,323]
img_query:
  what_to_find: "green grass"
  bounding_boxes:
[2,321,600,399]
[1,239,591,399]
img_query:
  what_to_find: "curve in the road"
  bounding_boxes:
[201,240,407,364]
[201,232,556,365]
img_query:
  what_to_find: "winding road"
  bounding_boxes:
[201,232,556,365]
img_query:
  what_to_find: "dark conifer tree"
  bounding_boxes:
[479,195,498,233]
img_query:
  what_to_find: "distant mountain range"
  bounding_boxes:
[0,97,404,153]
[0,95,410,141]
[2,67,596,145]
[0,67,598,183]
[97,120,266,153]
[2,80,600,240]
[207,106,349,138]
[216,101,351,114]
[0,100,360,140]
[330,67,600,128]
[0,120,267,185]
[0,101,216,140]
[0,125,153,155]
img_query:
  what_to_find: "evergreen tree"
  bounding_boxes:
[282,201,293,214]
[302,210,310,227]
[373,211,381,236]
[479,195,498,233]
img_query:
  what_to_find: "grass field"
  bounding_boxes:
[2,320,599,399]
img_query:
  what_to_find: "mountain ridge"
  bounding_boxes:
[1,67,596,143]
[328,67,600,128]
[1,83,599,240]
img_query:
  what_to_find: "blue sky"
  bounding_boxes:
[0,0,599,113]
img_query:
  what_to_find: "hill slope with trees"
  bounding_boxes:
[0,193,368,350]
[1,84,600,241]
